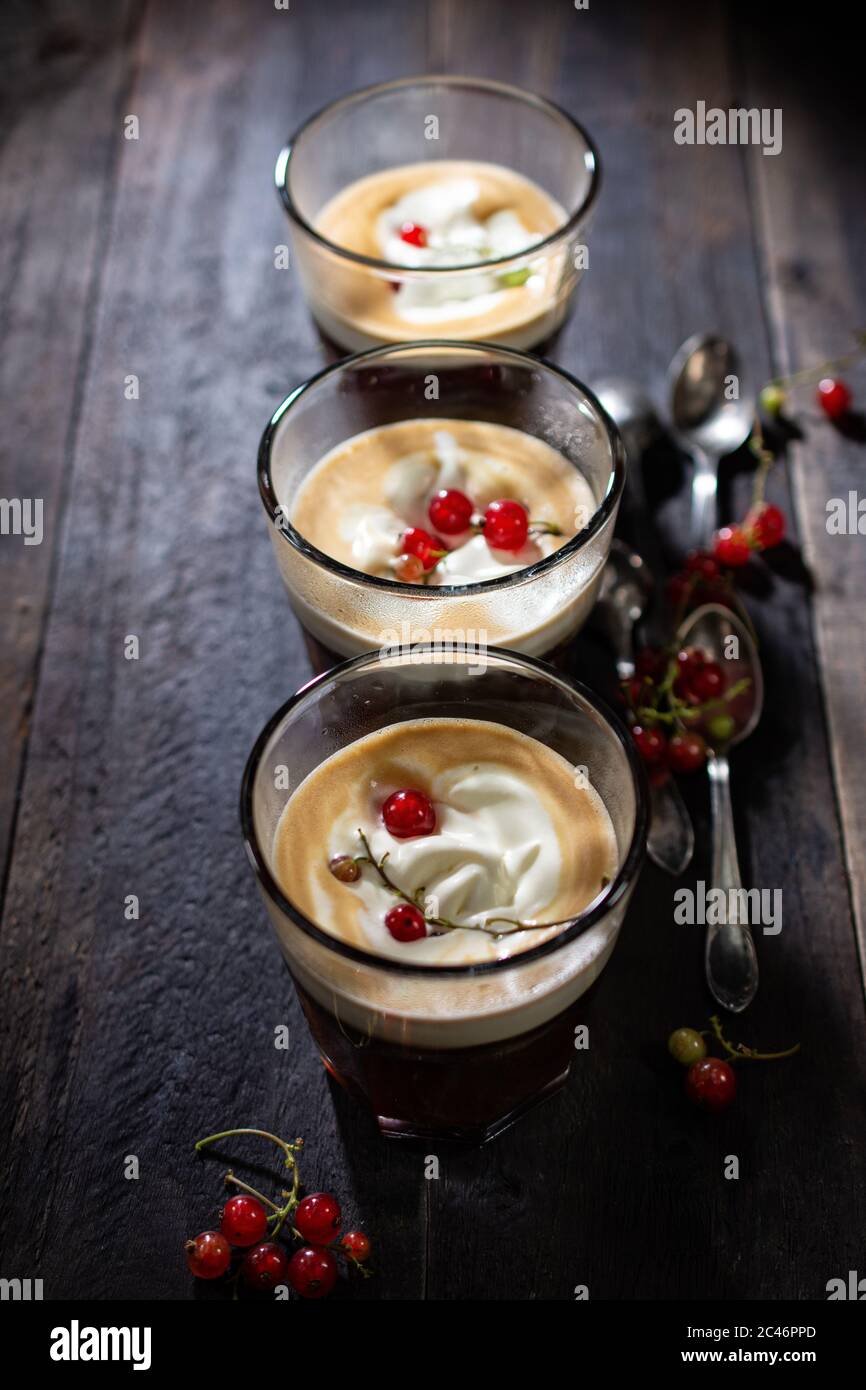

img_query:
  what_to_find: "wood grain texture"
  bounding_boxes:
[0,0,864,1301]
[0,0,142,890]
[743,15,866,987]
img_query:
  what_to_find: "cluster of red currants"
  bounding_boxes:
[668,1019,799,1113]
[394,491,546,582]
[712,501,786,570]
[625,645,737,783]
[666,503,786,613]
[185,1130,371,1299]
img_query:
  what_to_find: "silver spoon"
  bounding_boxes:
[592,379,695,878]
[593,377,660,463]
[667,335,754,550]
[597,542,695,877]
[676,603,764,1012]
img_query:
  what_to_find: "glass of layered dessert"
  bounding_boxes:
[258,341,625,671]
[241,645,647,1143]
[275,76,600,352]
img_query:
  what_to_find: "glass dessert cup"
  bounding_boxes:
[240,645,648,1144]
[258,342,625,674]
[275,75,600,352]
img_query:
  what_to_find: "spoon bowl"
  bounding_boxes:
[677,603,764,1012]
[598,541,654,660]
[668,334,755,548]
[597,541,694,877]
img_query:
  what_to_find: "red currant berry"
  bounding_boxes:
[635,647,666,681]
[287,1246,338,1299]
[382,788,436,839]
[713,526,752,568]
[483,498,529,552]
[685,1057,737,1113]
[676,646,704,673]
[185,1230,231,1280]
[242,1241,289,1292]
[816,376,852,420]
[385,903,427,942]
[341,1231,371,1262]
[685,550,720,580]
[295,1192,342,1245]
[747,502,785,550]
[394,553,424,583]
[667,731,707,774]
[623,677,644,707]
[220,1194,269,1248]
[428,488,473,535]
[632,724,666,765]
[666,571,691,607]
[402,526,445,571]
[689,661,724,701]
[399,221,427,248]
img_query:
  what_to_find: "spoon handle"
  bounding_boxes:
[705,753,759,1012]
[689,443,719,550]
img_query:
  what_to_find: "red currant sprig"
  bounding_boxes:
[667,1018,800,1114]
[758,328,865,420]
[332,828,592,946]
[624,645,749,782]
[425,490,562,558]
[186,1128,373,1298]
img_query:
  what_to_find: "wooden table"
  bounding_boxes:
[2,0,864,1301]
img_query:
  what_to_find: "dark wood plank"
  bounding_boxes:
[0,0,429,1300]
[420,0,866,1300]
[743,16,866,980]
[0,0,141,893]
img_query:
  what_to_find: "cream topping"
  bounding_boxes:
[376,178,544,318]
[273,719,618,967]
[300,424,588,584]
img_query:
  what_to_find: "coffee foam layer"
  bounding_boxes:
[311,160,568,346]
[289,418,596,580]
[272,718,617,967]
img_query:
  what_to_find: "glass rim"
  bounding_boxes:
[274,74,602,275]
[239,643,649,980]
[257,340,626,599]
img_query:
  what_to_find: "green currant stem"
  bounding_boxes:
[224,1170,282,1213]
[709,1013,800,1062]
[747,413,776,509]
[195,1127,303,1172]
[351,830,583,938]
[765,331,866,391]
[636,677,751,727]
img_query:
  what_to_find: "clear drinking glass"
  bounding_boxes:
[258,341,626,672]
[275,76,600,352]
[240,645,647,1144]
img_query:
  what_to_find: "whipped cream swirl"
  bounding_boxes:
[335,760,565,960]
[377,177,543,321]
[337,428,560,584]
